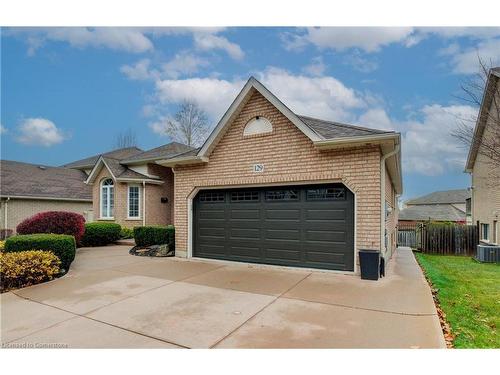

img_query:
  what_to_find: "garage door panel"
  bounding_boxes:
[265,228,300,240]
[230,209,260,220]
[229,246,261,259]
[305,209,347,221]
[194,183,354,271]
[229,228,260,239]
[198,227,226,238]
[305,230,346,242]
[265,209,301,221]
[265,248,301,261]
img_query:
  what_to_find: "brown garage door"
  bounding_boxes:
[193,183,355,271]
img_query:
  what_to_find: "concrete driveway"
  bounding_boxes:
[1,246,445,348]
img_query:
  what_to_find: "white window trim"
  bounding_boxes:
[127,184,141,220]
[481,223,490,242]
[100,179,114,219]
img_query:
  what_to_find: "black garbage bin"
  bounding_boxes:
[359,249,381,280]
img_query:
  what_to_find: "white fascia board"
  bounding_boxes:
[116,178,164,185]
[197,77,322,158]
[84,156,116,184]
[313,133,399,149]
[155,156,209,167]
[0,195,92,202]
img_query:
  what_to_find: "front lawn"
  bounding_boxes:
[415,253,499,348]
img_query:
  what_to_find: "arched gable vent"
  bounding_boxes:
[243,116,273,136]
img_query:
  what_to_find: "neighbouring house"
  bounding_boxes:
[63,143,193,228]
[0,160,93,234]
[465,67,500,245]
[399,189,470,225]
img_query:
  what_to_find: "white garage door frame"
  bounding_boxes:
[186,179,358,274]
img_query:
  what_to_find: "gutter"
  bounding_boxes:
[0,195,92,203]
[380,142,401,258]
[156,155,209,167]
[313,133,399,149]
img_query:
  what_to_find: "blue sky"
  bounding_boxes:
[2,27,500,202]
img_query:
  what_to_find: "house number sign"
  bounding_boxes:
[253,164,265,172]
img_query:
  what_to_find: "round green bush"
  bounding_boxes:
[4,234,76,272]
[82,222,122,247]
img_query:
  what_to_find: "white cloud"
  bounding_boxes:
[154,77,245,119]
[357,108,395,131]
[0,124,7,134]
[162,51,209,78]
[402,105,477,176]
[151,67,365,124]
[283,27,415,53]
[16,118,67,147]
[6,27,244,60]
[446,38,500,74]
[120,59,158,81]
[343,52,379,73]
[193,33,244,60]
[302,56,326,77]
[8,27,154,55]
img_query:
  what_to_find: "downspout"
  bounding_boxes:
[380,143,400,258]
[142,181,146,226]
[4,197,10,230]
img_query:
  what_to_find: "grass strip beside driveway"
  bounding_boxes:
[415,253,499,348]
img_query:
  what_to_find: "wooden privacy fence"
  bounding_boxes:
[397,223,479,256]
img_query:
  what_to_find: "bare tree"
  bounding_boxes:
[164,100,210,147]
[114,128,138,149]
[452,58,500,173]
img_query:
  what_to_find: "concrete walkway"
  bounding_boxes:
[1,246,445,348]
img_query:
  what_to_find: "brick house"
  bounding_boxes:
[62,77,402,273]
[465,67,500,245]
[0,160,93,235]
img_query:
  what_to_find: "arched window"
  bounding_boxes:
[101,178,114,218]
[243,116,273,136]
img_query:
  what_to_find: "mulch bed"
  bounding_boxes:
[129,244,174,257]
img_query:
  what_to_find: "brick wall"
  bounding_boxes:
[174,90,383,264]
[0,198,92,233]
[91,164,173,228]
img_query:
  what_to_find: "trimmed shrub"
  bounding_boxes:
[134,225,175,249]
[4,234,76,271]
[16,211,86,243]
[1,250,61,292]
[82,222,122,247]
[0,240,5,251]
[120,227,134,239]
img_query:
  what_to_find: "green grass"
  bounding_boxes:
[415,253,500,348]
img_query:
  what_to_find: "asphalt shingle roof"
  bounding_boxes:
[405,189,470,205]
[399,204,466,222]
[63,147,143,169]
[101,157,158,180]
[298,115,393,139]
[122,142,194,163]
[0,160,92,201]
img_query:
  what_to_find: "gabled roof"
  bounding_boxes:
[63,146,143,169]
[465,67,500,172]
[0,160,92,201]
[84,156,162,184]
[156,76,402,194]
[405,189,470,205]
[121,142,194,164]
[399,204,466,222]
